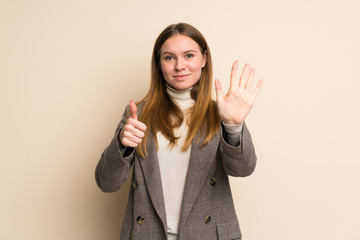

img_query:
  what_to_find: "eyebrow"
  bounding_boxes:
[161,50,198,56]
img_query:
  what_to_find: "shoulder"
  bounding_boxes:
[136,101,145,113]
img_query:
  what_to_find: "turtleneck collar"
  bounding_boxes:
[166,84,195,110]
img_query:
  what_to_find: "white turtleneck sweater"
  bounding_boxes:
[157,85,243,239]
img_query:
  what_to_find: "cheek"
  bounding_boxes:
[189,61,203,72]
[160,62,171,75]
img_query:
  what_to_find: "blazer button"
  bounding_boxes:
[210,177,216,186]
[136,216,145,225]
[204,216,211,224]
[132,179,138,189]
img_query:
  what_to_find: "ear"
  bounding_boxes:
[201,50,207,68]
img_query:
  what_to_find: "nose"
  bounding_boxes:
[175,58,185,71]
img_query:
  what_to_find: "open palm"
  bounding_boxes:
[215,61,263,125]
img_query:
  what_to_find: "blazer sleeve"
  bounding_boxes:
[95,104,136,192]
[219,122,257,177]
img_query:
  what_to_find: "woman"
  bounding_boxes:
[95,23,262,240]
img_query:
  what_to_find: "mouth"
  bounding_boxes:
[173,74,190,80]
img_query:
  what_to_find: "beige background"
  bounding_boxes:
[1,0,359,239]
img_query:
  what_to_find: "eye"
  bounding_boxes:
[185,54,194,59]
[164,55,174,61]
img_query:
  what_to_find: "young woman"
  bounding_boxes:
[96,23,262,240]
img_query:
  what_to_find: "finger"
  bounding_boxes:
[127,118,147,133]
[120,128,140,147]
[121,137,140,148]
[123,130,144,143]
[250,79,263,103]
[230,61,239,88]
[246,67,255,91]
[121,126,145,146]
[130,100,138,120]
[239,63,251,89]
[215,79,224,99]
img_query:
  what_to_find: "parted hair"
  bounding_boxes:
[137,23,220,157]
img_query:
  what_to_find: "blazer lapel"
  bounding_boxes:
[178,132,220,228]
[138,134,167,232]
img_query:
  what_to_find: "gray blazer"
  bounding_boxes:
[95,104,257,240]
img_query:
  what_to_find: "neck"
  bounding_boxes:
[166,84,195,110]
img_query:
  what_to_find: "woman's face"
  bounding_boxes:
[160,34,207,90]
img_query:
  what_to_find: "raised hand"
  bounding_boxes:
[119,100,147,147]
[215,61,263,125]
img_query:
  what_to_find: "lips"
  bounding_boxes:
[173,74,190,80]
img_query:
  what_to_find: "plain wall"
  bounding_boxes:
[1,0,359,239]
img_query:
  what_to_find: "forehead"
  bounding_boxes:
[160,34,201,54]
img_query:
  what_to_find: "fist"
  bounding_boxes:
[119,100,146,148]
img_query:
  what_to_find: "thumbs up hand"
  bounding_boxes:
[119,100,147,148]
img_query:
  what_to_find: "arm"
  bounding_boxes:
[222,121,244,146]
[215,61,262,177]
[95,103,141,192]
[219,122,257,177]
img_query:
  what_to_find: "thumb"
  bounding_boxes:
[215,79,224,100]
[130,100,138,120]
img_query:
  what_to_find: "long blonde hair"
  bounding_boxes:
[137,23,220,157]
